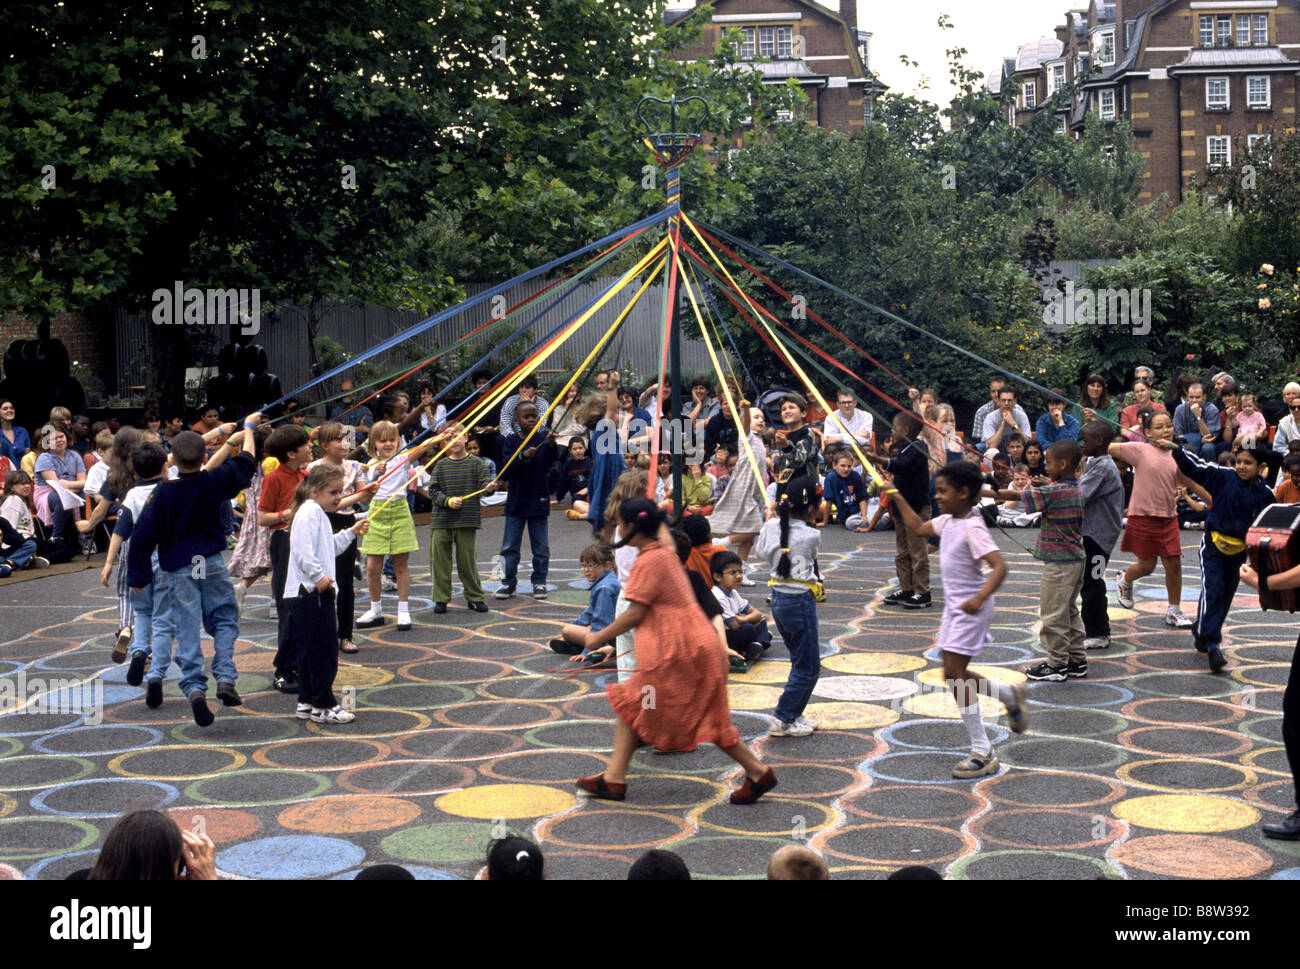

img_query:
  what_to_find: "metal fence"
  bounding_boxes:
[116,274,730,407]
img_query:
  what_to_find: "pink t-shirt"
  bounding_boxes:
[932,512,999,605]
[1116,442,1189,518]
[1235,411,1267,442]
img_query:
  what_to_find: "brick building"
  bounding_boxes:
[665,0,886,134]
[991,0,1300,203]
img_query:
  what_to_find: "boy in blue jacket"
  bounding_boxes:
[821,452,870,531]
[494,401,554,600]
[128,414,260,726]
[549,542,620,659]
[1166,442,1275,672]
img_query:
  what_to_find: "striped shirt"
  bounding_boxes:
[1019,477,1085,562]
[428,454,492,529]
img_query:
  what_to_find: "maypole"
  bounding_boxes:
[636,94,710,515]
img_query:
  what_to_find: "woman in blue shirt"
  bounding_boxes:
[0,400,32,464]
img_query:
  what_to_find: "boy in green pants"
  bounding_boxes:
[429,423,495,613]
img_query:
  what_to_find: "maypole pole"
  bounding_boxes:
[636,94,710,518]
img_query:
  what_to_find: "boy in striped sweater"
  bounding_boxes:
[993,439,1086,682]
[429,423,494,613]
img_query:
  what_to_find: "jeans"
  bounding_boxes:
[1181,434,1218,463]
[140,565,176,679]
[44,491,77,552]
[165,554,239,697]
[726,618,773,662]
[1,539,35,569]
[499,515,550,589]
[771,591,820,723]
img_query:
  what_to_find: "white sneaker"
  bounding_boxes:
[1115,571,1134,609]
[741,575,757,587]
[1083,636,1110,649]
[769,718,814,737]
[382,575,398,593]
[794,714,818,732]
[311,705,355,723]
[1165,609,1195,629]
[296,702,312,719]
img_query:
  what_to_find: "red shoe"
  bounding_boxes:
[576,773,626,801]
[730,767,777,805]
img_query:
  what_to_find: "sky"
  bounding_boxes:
[666,0,1071,104]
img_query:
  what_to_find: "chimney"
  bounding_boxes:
[840,0,858,33]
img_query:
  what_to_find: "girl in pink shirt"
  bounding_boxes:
[1107,410,1195,628]
[1233,393,1268,446]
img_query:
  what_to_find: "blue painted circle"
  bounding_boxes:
[217,835,365,879]
[1028,682,1134,709]
[30,724,164,755]
[31,778,179,817]
[862,750,997,785]
[23,849,100,880]
[879,717,1009,752]
[1271,867,1300,880]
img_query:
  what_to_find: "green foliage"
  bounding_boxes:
[1204,130,1300,277]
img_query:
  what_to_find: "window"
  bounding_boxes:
[1206,76,1229,110]
[1247,75,1270,108]
[758,26,776,58]
[1008,104,1016,127]
[1253,14,1268,46]
[739,27,756,60]
[1059,116,1069,136]
[1199,15,1214,47]
[1216,15,1232,47]
[1100,88,1116,120]
[1236,14,1252,47]
[1024,80,1037,109]
[1050,63,1066,95]
[1207,135,1230,168]
[863,99,874,124]
[1248,133,1270,152]
[1095,29,1115,66]
[775,25,793,59]
[1076,52,1088,75]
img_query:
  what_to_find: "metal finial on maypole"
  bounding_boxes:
[635,94,711,515]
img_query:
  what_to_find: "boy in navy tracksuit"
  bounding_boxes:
[494,402,554,599]
[128,417,259,726]
[1168,443,1275,673]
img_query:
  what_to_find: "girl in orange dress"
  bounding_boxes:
[576,498,776,805]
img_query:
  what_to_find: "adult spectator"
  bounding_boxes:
[1214,382,1242,457]
[328,379,374,436]
[1210,372,1237,401]
[970,377,1006,446]
[543,383,587,465]
[499,375,549,438]
[594,370,611,393]
[87,810,216,880]
[0,399,31,464]
[981,387,1031,451]
[1119,379,1166,441]
[33,423,86,555]
[685,377,721,430]
[1035,390,1081,446]
[822,389,873,461]
[1172,382,1221,461]
[191,405,221,435]
[1120,365,1160,409]
[1074,374,1117,432]
[1163,372,1198,415]
[1273,382,1300,456]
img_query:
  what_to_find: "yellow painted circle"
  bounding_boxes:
[1112,794,1260,833]
[1108,606,1137,620]
[1230,665,1290,689]
[903,692,1005,720]
[109,745,247,780]
[334,666,394,688]
[730,664,798,684]
[823,653,926,675]
[1116,758,1256,794]
[435,783,577,820]
[727,684,786,710]
[1241,746,1293,778]
[918,665,1026,687]
[802,701,899,729]
[0,792,15,818]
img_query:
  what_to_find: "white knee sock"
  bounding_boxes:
[397,601,410,621]
[959,703,992,756]
[369,600,382,615]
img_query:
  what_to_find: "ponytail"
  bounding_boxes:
[614,496,664,547]
[776,497,793,579]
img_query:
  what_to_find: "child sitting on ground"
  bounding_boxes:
[681,457,713,515]
[556,436,593,520]
[710,549,773,665]
[996,464,1042,528]
[820,452,870,531]
[550,542,620,659]
[1023,440,1047,480]
[1176,483,1211,528]
[681,512,728,588]
[1275,454,1300,504]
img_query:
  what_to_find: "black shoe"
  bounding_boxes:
[901,593,932,609]
[1025,661,1069,682]
[356,614,386,629]
[433,602,447,614]
[216,681,242,706]
[274,670,299,694]
[881,588,912,606]
[396,618,412,631]
[189,692,214,727]
[145,679,163,708]
[1207,645,1227,672]
[1193,633,1207,653]
[126,651,147,686]
[468,600,488,613]
[1263,810,1300,841]
[1066,659,1088,678]
[549,638,583,655]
